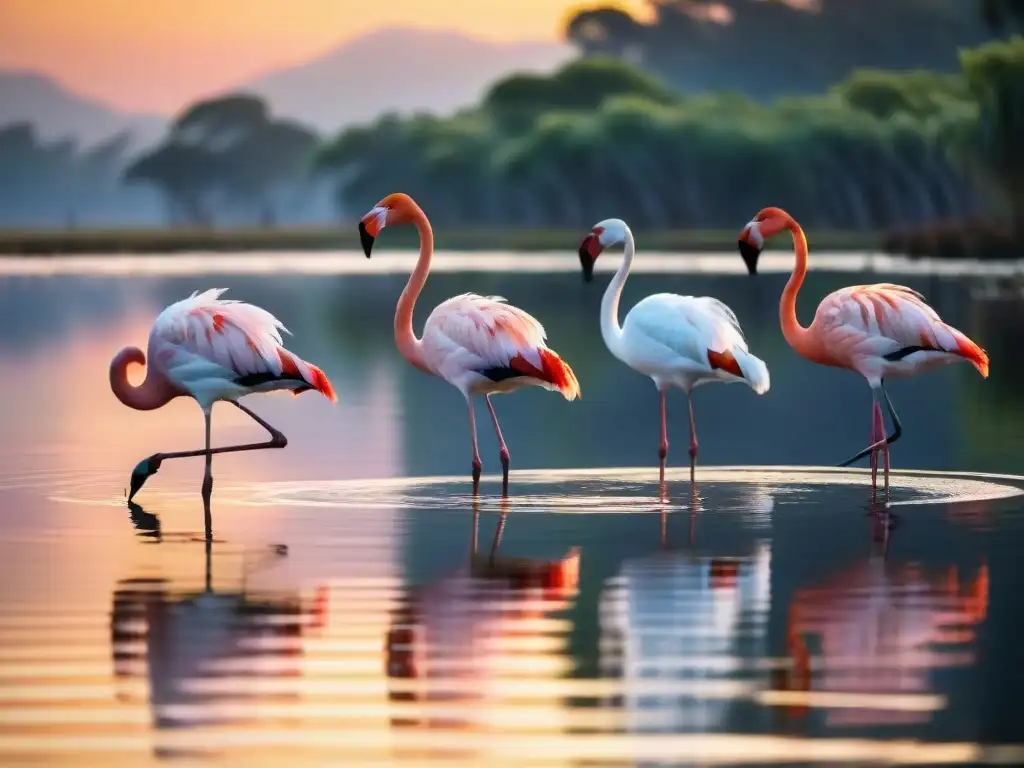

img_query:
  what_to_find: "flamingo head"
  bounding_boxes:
[738,207,789,275]
[578,218,628,283]
[127,453,163,502]
[358,193,417,258]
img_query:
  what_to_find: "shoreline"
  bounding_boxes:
[2,250,1022,279]
[0,226,878,256]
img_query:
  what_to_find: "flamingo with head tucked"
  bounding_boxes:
[737,207,989,495]
[578,218,770,484]
[110,289,336,533]
[358,193,580,495]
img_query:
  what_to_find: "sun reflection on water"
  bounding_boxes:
[0,469,1022,765]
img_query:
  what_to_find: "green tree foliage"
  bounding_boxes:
[980,0,1024,36]
[317,56,990,231]
[960,35,1024,227]
[564,1,994,101]
[124,94,320,226]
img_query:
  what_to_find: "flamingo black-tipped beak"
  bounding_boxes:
[738,239,761,276]
[128,470,147,502]
[578,234,601,283]
[127,457,159,502]
[578,246,595,283]
[359,221,375,258]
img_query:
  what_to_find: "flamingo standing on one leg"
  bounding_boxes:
[110,289,336,534]
[578,219,770,485]
[737,207,989,496]
[358,193,580,495]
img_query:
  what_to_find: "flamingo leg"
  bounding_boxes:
[837,384,902,470]
[127,401,288,505]
[687,392,699,485]
[658,390,669,485]
[485,395,510,496]
[203,410,213,539]
[467,399,482,493]
[873,398,893,496]
[870,399,883,495]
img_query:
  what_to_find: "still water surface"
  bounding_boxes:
[1,252,1023,765]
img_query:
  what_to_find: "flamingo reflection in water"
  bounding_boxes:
[782,553,989,726]
[111,506,326,760]
[386,495,580,740]
[599,485,775,734]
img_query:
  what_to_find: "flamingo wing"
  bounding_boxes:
[150,289,336,401]
[421,293,579,399]
[814,283,988,376]
[622,294,769,392]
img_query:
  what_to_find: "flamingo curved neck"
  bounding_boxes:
[394,208,432,373]
[600,228,634,357]
[780,218,813,355]
[109,347,178,411]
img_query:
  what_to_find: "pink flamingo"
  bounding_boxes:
[358,193,580,494]
[737,208,989,495]
[110,289,336,528]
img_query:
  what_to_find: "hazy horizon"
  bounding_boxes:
[0,0,646,113]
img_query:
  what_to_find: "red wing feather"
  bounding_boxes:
[508,349,581,400]
[707,348,744,377]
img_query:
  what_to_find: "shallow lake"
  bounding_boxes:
[0,251,1022,766]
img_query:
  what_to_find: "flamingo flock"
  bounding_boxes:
[111,194,990,535]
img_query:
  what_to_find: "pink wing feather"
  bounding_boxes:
[814,283,988,376]
[422,293,580,399]
[151,289,336,401]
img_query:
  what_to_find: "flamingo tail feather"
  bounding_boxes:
[947,326,989,378]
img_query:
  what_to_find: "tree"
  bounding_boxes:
[316,55,981,232]
[123,93,320,226]
[960,36,1024,229]
[0,123,149,227]
[563,0,993,101]
[980,0,1024,35]
[123,143,221,226]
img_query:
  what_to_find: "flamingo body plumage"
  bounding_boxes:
[799,283,989,385]
[418,292,580,400]
[137,288,336,408]
[359,193,578,493]
[738,207,989,495]
[110,288,335,527]
[579,219,769,483]
[615,293,770,394]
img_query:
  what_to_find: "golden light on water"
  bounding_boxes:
[1,434,1023,767]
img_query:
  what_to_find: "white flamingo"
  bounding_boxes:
[578,218,770,483]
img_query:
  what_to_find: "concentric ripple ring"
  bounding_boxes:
[204,466,1024,515]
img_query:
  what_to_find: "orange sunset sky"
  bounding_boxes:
[0,0,650,114]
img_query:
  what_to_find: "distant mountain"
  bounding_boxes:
[242,28,575,134]
[0,70,166,149]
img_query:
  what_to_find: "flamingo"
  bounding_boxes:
[110,289,336,531]
[737,207,989,495]
[358,193,580,494]
[577,218,770,484]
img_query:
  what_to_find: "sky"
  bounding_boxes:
[0,0,650,114]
